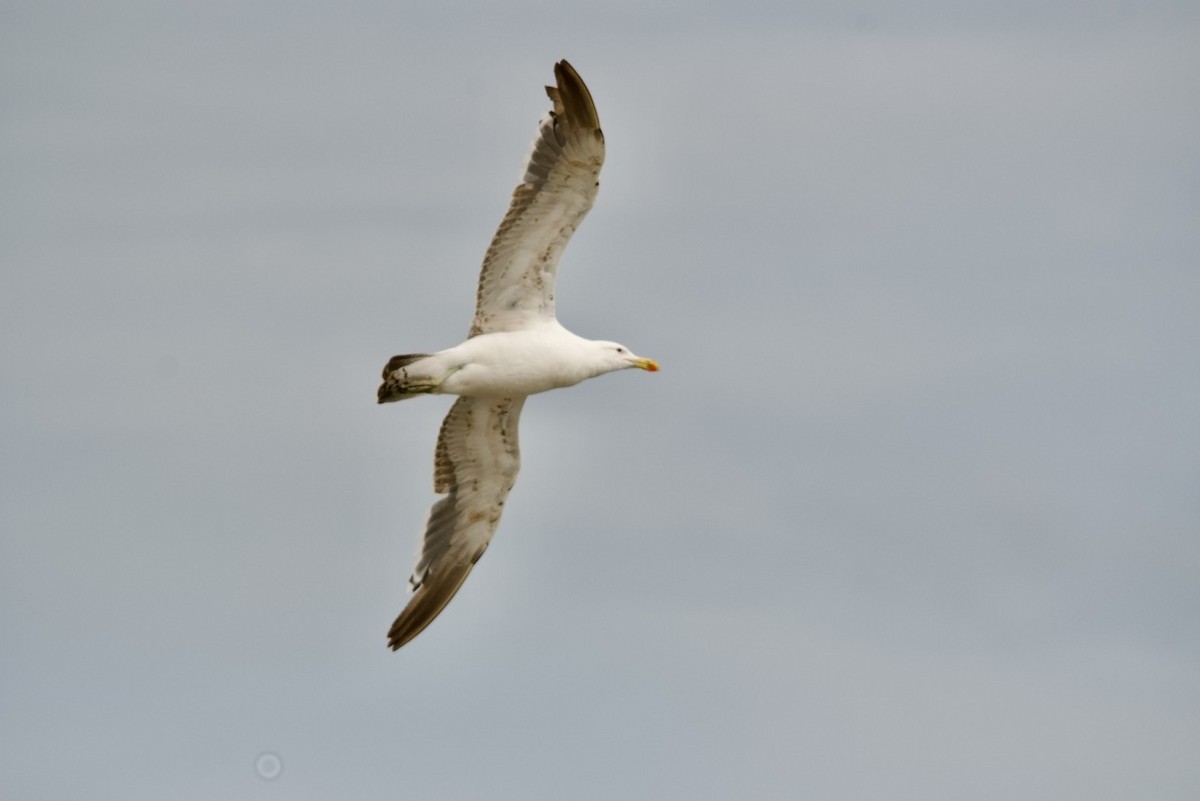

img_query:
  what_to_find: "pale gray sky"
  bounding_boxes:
[3,2,1199,799]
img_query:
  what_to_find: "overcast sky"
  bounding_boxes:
[3,2,1198,799]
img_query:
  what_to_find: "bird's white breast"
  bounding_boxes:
[436,325,596,397]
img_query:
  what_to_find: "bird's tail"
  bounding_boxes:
[377,353,434,403]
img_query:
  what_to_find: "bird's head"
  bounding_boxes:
[592,341,659,375]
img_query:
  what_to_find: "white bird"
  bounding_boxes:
[378,60,658,650]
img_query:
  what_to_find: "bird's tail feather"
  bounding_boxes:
[377,353,433,403]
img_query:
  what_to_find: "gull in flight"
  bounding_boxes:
[377,60,658,650]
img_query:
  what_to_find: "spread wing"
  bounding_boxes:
[469,60,605,337]
[387,396,525,650]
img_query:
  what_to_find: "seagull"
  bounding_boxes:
[377,60,658,650]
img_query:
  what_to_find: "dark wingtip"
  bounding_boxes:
[551,59,599,130]
[386,560,477,651]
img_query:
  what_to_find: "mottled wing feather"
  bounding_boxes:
[470,60,605,337]
[387,396,525,650]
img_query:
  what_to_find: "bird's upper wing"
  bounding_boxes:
[469,60,605,337]
[387,395,525,650]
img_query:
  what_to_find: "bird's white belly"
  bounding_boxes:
[434,329,589,397]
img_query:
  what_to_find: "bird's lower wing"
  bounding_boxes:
[388,395,525,650]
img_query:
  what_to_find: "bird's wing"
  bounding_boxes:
[387,395,525,650]
[470,60,605,337]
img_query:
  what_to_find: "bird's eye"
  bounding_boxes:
[616,347,625,353]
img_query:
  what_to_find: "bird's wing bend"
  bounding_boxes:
[469,60,605,337]
[387,395,525,650]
